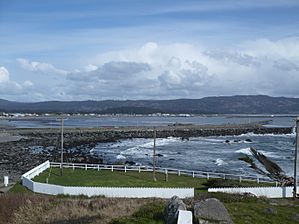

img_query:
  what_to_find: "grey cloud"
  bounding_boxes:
[204,51,261,67]
[100,61,150,80]
[65,61,155,99]
[158,59,212,91]
[273,59,299,71]
[67,61,151,82]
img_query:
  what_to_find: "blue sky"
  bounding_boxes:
[0,0,299,101]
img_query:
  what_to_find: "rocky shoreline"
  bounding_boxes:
[0,123,292,182]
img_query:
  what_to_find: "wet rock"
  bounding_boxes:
[245,138,252,142]
[125,161,136,166]
[225,140,230,143]
[157,153,164,157]
[194,198,232,224]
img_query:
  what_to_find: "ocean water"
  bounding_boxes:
[6,115,296,178]
[91,133,296,177]
[1,114,296,128]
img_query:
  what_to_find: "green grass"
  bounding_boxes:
[32,168,274,196]
[6,176,299,224]
[107,194,299,224]
[9,181,32,193]
[225,200,299,224]
[111,202,165,224]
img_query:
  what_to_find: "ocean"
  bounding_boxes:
[91,133,296,178]
[2,114,297,178]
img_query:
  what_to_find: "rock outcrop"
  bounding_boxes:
[165,195,187,224]
[194,198,233,224]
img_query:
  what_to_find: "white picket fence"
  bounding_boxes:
[208,186,299,198]
[50,161,275,184]
[21,161,193,198]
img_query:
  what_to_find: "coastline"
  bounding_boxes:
[0,123,293,182]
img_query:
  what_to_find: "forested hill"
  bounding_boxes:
[1,95,299,114]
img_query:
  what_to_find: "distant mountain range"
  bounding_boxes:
[1,95,299,114]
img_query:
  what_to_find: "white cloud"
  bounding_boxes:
[23,80,34,87]
[0,66,24,95]
[17,58,68,75]
[4,37,299,101]
[65,39,299,99]
[0,66,10,83]
[84,64,98,72]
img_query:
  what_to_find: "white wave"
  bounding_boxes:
[120,137,179,156]
[235,148,280,158]
[215,158,227,166]
[235,147,252,155]
[243,139,252,144]
[239,132,295,137]
[116,154,126,160]
[204,138,225,143]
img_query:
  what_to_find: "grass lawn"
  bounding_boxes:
[32,168,274,196]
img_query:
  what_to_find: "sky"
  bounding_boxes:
[0,0,299,102]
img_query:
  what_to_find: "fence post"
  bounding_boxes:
[178,170,180,176]
[85,164,87,171]
[223,174,225,180]
[165,169,168,182]
[276,181,278,187]
[138,166,141,173]
[239,176,242,183]
[192,171,195,178]
[125,166,127,173]
[97,165,100,171]
[72,164,75,170]
[207,173,209,180]
[256,177,259,184]
[111,165,114,172]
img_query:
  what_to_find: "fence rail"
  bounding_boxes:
[208,186,299,198]
[21,161,193,198]
[50,162,276,185]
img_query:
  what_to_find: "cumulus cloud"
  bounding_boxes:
[204,51,261,67]
[0,66,10,83]
[158,59,213,91]
[59,39,299,99]
[84,64,98,72]
[17,58,68,75]
[273,59,299,71]
[23,80,34,87]
[5,37,299,100]
[0,66,23,95]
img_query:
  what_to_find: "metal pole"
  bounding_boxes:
[293,117,299,199]
[153,127,157,181]
[60,118,64,176]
